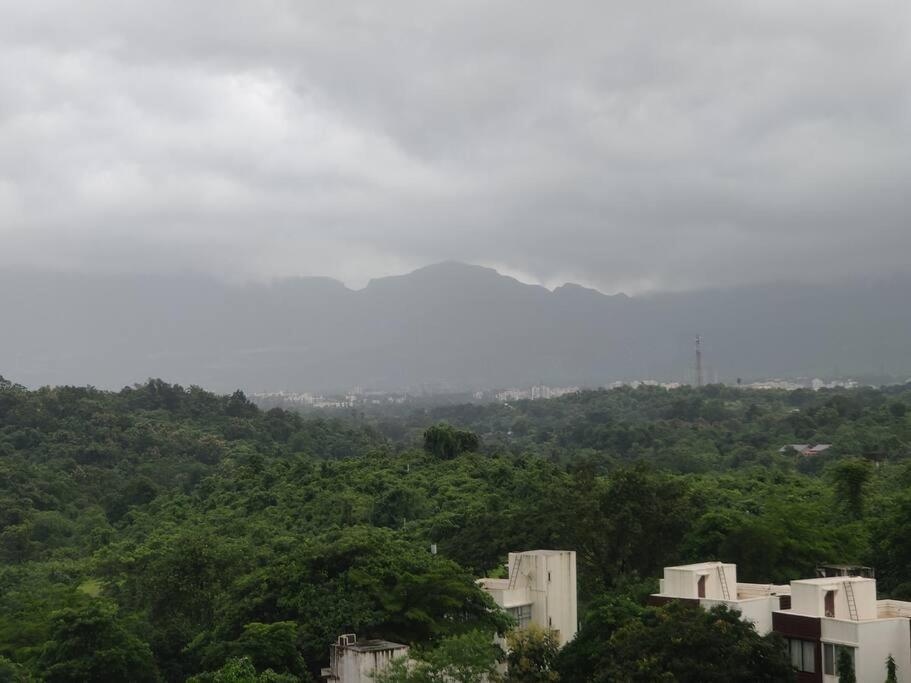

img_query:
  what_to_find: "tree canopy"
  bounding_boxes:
[1,378,910,680]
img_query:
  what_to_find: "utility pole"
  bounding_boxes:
[695,335,703,388]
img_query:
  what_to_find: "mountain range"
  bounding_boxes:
[2,262,910,392]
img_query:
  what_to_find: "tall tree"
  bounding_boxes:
[37,601,158,683]
[590,602,794,683]
[423,424,480,460]
[832,458,873,519]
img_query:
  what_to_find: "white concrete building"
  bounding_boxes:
[779,576,911,683]
[650,561,790,635]
[320,634,408,683]
[652,562,911,683]
[479,549,578,646]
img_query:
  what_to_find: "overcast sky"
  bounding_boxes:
[1,1,909,294]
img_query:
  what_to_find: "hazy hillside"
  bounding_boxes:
[2,262,910,392]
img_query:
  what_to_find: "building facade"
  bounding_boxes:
[651,561,911,682]
[320,634,408,683]
[478,549,578,646]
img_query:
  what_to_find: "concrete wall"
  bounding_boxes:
[661,563,737,601]
[818,617,910,682]
[791,579,877,621]
[854,619,911,683]
[701,596,778,635]
[478,578,532,612]
[503,550,577,646]
[327,643,408,683]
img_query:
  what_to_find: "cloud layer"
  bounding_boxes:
[1,0,909,293]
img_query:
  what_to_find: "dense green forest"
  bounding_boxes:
[2,376,911,681]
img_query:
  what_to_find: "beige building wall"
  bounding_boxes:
[322,636,408,683]
[791,577,878,621]
[481,550,578,647]
[659,562,737,601]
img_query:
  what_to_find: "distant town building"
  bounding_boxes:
[743,378,862,391]
[605,380,681,390]
[651,561,911,682]
[494,386,580,402]
[478,550,578,647]
[320,634,408,683]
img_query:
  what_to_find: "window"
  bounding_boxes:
[508,604,532,629]
[825,590,835,618]
[823,643,855,677]
[787,638,816,673]
[697,575,706,598]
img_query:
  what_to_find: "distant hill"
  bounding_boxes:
[1,262,910,392]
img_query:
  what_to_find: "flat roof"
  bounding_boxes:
[343,639,408,653]
[478,578,510,589]
[665,561,730,571]
[792,576,873,586]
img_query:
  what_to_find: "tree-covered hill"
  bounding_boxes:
[2,376,911,681]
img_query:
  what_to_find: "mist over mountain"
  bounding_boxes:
[2,262,909,393]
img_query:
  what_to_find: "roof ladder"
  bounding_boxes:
[507,554,523,590]
[717,565,731,600]
[844,581,859,620]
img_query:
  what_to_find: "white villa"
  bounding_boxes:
[652,561,911,683]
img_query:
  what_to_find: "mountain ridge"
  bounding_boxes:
[1,263,909,392]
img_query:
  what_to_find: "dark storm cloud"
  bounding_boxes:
[1,0,909,293]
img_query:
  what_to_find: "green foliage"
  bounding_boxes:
[553,595,644,682]
[191,622,309,680]
[831,458,873,519]
[0,656,28,683]
[374,630,502,683]
[505,625,560,682]
[37,601,158,682]
[3,379,911,680]
[423,424,480,459]
[886,654,898,683]
[186,656,297,683]
[583,602,794,682]
[837,648,856,683]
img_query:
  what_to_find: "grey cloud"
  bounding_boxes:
[0,0,909,293]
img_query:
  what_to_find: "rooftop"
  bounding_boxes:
[791,576,873,586]
[665,561,730,571]
[341,639,408,653]
[478,578,510,589]
[877,600,911,619]
[736,582,791,598]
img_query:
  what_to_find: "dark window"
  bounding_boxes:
[787,638,816,673]
[823,643,855,676]
[825,590,835,618]
[507,604,532,629]
[698,575,706,598]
